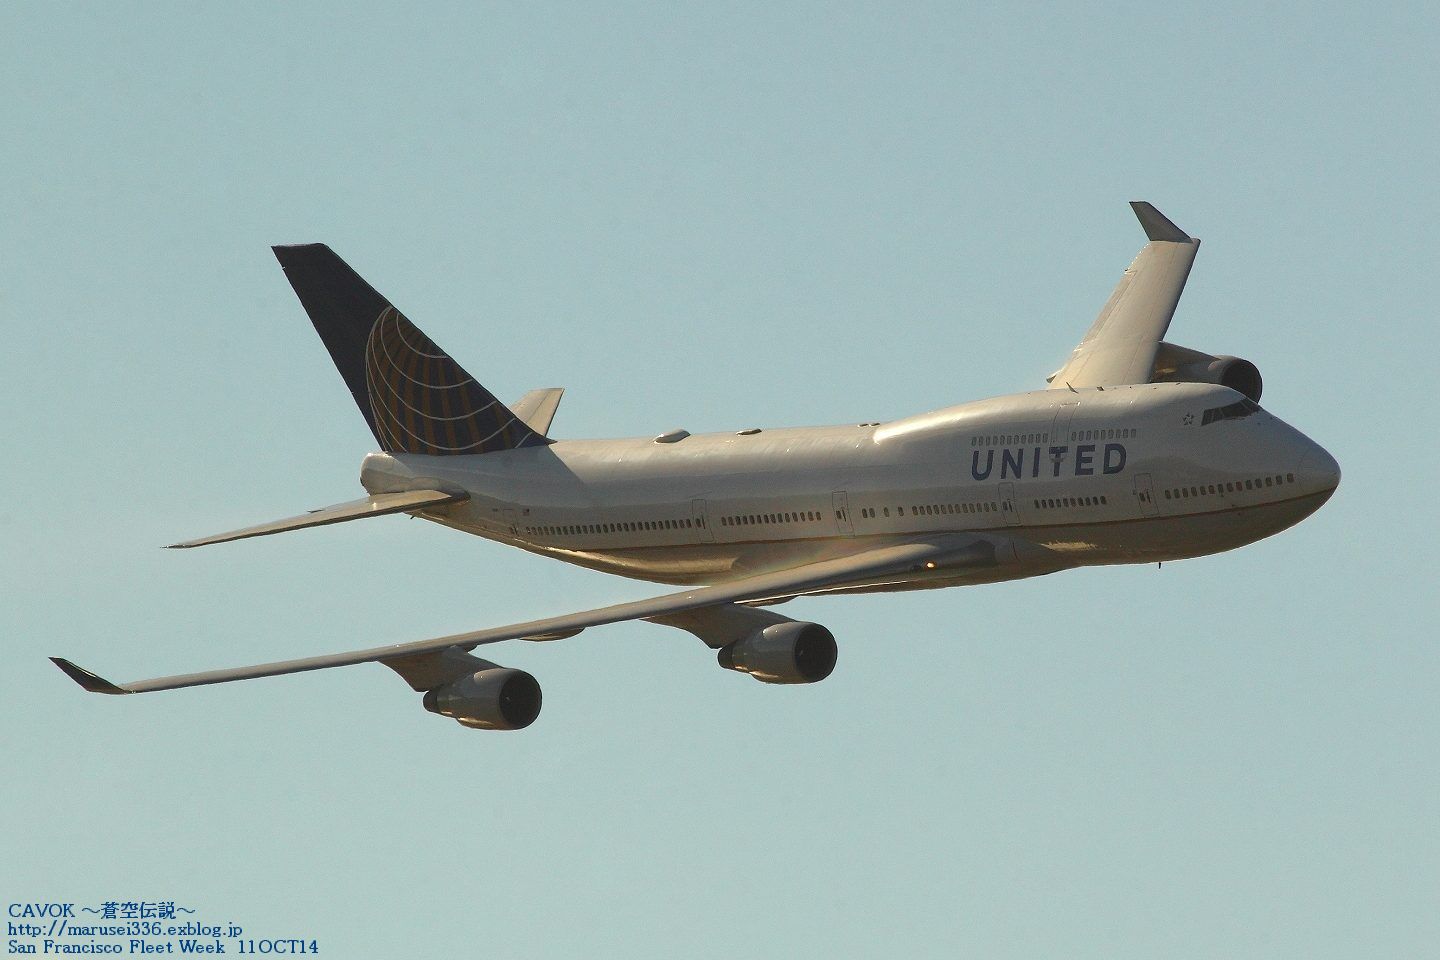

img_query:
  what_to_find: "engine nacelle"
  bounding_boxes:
[1150,341,1262,402]
[422,668,542,730]
[717,622,837,685]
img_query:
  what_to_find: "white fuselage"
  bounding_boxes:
[358,382,1340,591]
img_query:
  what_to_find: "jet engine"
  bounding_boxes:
[717,622,837,685]
[1150,341,1262,402]
[422,667,542,730]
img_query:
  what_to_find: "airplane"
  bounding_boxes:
[52,202,1340,730]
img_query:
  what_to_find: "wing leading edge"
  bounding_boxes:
[53,535,999,695]
[1048,201,1200,390]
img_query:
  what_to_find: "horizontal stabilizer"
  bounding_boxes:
[167,489,468,549]
[510,387,565,436]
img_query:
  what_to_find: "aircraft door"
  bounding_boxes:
[499,508,519,537]
[832,491,855,537]
[1133,473,1159,517]
[1049,401,1079,473]
[998,482,1020,525]
[690,499,714,542]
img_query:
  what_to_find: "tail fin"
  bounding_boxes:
[272,244,551,455]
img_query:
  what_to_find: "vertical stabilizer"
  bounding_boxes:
[272,244,551,455]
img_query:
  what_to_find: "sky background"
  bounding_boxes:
[2,2,1436,957]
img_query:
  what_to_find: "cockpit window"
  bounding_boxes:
[1201,398,1260,426]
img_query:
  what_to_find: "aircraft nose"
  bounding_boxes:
[1297,444,1341,494]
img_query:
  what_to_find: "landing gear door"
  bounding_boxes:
[1133,473,1159,517]
[832,491,855,537]
[998,482,1020,525]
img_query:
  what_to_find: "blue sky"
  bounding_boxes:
[2,2,1436,957]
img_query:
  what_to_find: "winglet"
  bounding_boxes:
[1130,201,1192,242]
[50,657,131,695]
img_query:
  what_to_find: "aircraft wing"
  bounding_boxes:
[1048,201,1200,389]
[166,489,468,549]
[52,534,998,695]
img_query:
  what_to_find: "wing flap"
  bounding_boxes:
[55,535,998,695]
[167,489,468,549]
[1048,201,1200,389]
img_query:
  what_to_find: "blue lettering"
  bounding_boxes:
[1103,442,1127,474]
[970,449,994,481]
[1001,448,1023,479]
[1075,444,1096,475]
[1031,447,1041,478]
[9,905,74,918]
[1048,445,1068,477]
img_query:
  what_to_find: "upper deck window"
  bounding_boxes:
[1201,398,1260,426]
